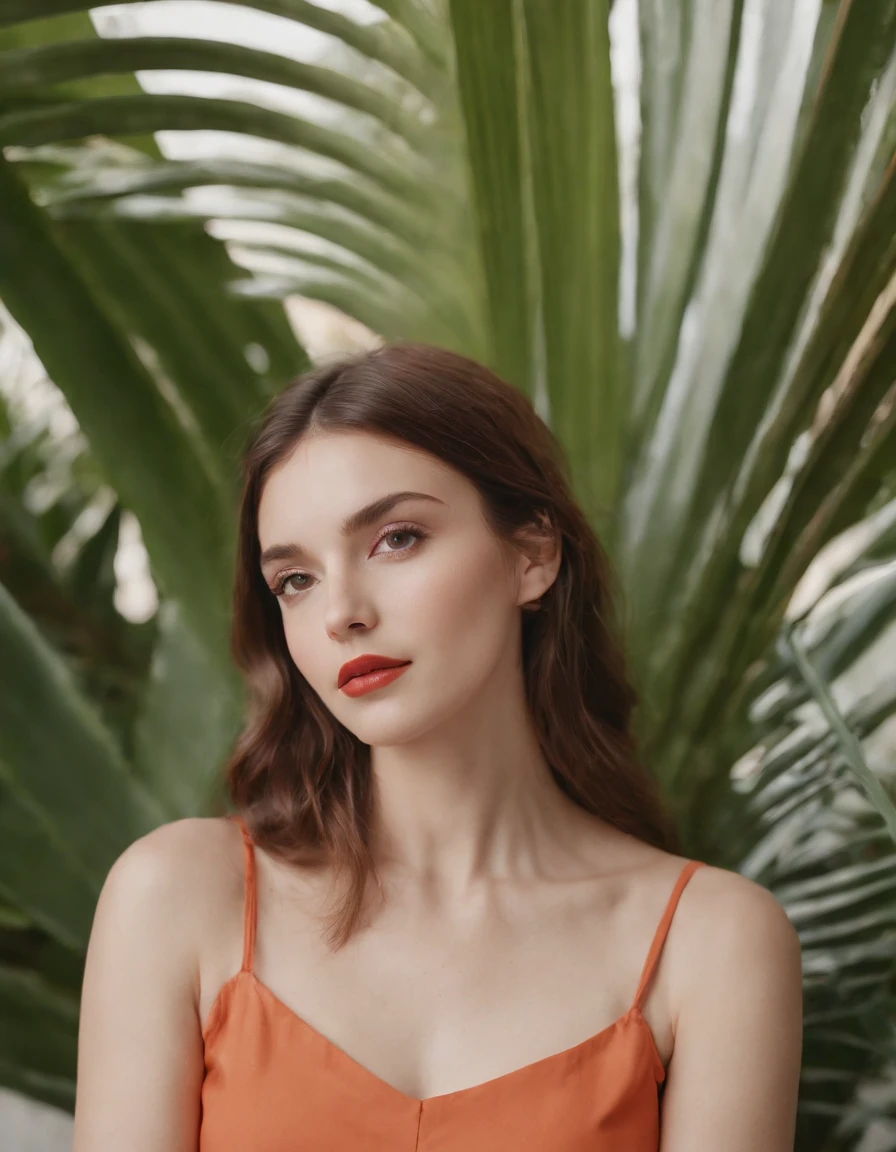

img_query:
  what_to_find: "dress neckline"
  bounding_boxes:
[201,815,704,1107]
[204,967,665,1105]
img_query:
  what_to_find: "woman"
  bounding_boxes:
[73,342,803,1151]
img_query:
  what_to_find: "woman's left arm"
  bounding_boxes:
[659,869,804,1152]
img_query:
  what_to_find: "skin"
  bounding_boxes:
[73,430,804,1150]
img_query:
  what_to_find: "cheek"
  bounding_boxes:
[278,609,328,688]
[281,620,310,677]
[403,542,511,644]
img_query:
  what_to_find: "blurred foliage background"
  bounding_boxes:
[0,0,895,1147]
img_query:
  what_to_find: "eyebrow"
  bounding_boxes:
[259,490,446,570]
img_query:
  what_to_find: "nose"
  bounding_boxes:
[323,576,377,639]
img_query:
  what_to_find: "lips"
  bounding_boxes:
[337,654,411,689]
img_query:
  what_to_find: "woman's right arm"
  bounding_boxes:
[73,821,207,1152]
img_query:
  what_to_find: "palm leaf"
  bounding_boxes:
[0,155,235,659]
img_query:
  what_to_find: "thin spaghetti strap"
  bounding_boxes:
[231,814,257,974]
[631,859,705,1013]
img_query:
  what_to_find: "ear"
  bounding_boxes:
[515,511,562,610]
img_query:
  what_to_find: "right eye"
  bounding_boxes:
[272,571,310,599]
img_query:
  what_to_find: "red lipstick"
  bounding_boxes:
[338,654,411,696]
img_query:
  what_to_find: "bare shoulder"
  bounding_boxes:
[586,823,800,980]
[102,815,239,895]
[95,815,243,963]
[663,860,804,1033]
[673,862,801,967]
[646,862,804,1148]
[74,818,243,1150]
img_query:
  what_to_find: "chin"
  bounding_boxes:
[358,691,477,751]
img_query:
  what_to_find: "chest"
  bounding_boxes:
[201,866,673,1101]
[200,988,662,1152]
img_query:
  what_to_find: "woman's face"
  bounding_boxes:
[256,430,542,746]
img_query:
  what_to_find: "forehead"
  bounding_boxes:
[257,431,455,544]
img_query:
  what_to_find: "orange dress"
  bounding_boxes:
[200,816,704,1150]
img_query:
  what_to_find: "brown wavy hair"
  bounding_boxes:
[225,341,680,949]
